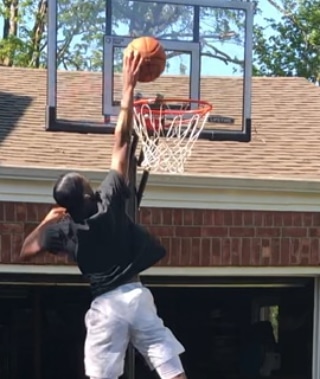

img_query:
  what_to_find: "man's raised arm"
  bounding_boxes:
[110,51,143,180]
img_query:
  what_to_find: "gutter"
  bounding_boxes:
[1,165,320,193]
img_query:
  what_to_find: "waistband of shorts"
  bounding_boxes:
[92,276,142,300]
[116,276,142,291]
[124,274,140,284]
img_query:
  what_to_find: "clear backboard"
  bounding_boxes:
[46,0,255,142]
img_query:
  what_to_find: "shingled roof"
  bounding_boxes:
[1,66,320,180]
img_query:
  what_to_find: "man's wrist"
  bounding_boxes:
[122,86,134,100]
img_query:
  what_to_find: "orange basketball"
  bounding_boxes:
[125,36,166,83]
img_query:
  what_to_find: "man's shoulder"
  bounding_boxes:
[98,170,130,199]
[100,169,124,188]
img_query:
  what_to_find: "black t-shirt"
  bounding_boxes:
[41,170,166,298]
[76,170,132,273]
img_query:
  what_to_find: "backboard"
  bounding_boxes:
[46,0,255,142]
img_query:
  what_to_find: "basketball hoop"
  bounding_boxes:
[133,98,213,174]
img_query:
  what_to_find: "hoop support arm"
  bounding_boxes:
[137,170,149,208]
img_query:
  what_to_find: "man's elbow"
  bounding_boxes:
[110,160,127,178]
[111,147,129,178]
[19,241,41,262]
[19,249,33,262]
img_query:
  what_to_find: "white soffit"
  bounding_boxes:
[1,166,320,211]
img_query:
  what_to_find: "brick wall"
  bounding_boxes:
[0,201,319,266]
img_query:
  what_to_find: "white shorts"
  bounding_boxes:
[84,282,185,378]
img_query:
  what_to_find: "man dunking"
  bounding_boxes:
[20,51,187,379]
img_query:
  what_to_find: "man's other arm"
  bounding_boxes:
[20,207,66,260]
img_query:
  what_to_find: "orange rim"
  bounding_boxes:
[133,98,213,116]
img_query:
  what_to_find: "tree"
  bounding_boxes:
[254,0,320,83]
[0,0,246,72]
[0,0,106,69]
[0,0,47,67]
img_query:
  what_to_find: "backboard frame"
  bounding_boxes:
[45,0,254,142]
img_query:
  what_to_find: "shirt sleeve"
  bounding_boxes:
[97,170,131,211]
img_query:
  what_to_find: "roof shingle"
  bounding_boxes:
[1,66,320,180]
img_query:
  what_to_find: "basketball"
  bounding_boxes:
[125,36,166,83]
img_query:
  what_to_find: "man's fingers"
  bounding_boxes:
[123,50,136,73]
[126,49,135,63]
[133,56,144,76]
[43,207,66,222]
[52,207,66,215]
[123,50,133,65]
[123,53,129,69]
[53,206,66,212]
[122,49,143,88]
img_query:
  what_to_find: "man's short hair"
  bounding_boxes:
[53,172,86,218]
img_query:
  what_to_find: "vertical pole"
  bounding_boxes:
[33,289,42,379]
[243,2,254,127]
[124,134,139,379]
[46,0,57,128]
[10,307,18,379]
[47,0,57,106]
[313,277,320,379]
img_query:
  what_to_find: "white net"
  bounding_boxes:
[133,98,212,174]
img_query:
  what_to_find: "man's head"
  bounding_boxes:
[53,172,97,221]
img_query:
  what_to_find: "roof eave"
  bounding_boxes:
[1,165,320,194]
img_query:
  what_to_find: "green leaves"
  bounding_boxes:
[0,0,47,67]
[254,0,320,82]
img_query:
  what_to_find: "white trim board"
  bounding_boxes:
[1,166,320,211]
[0,264,320,277]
